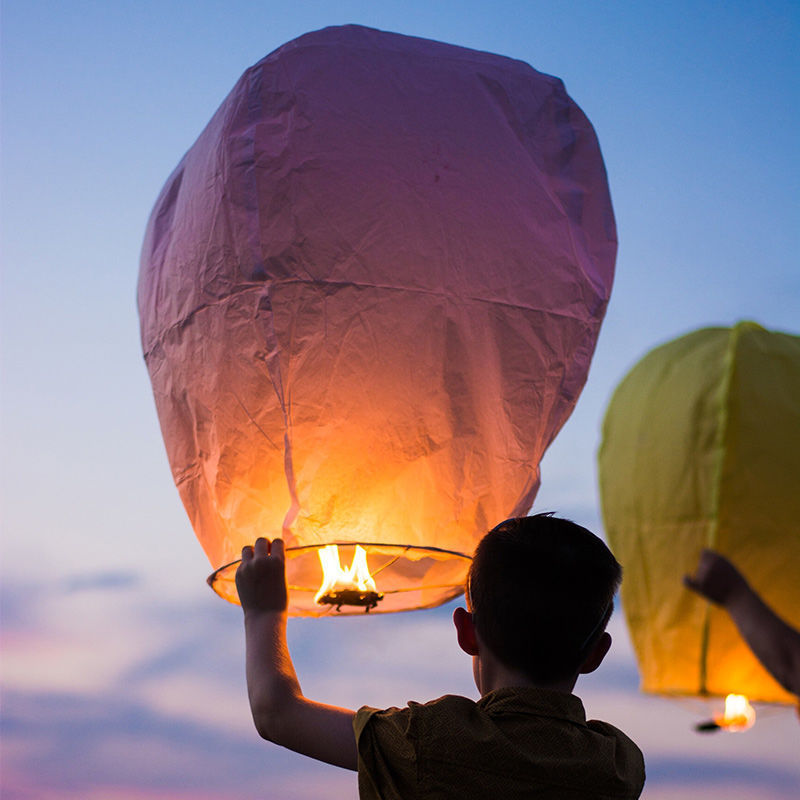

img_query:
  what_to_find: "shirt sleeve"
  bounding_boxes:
[354,704,420,800]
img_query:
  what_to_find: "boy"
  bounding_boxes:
[236,514,645,799]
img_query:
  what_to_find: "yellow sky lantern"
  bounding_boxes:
[598,322,800,707]
[138,26,616,616]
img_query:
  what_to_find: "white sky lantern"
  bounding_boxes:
[138,25,616,615]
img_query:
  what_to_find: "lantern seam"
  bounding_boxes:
[699,323,741,696]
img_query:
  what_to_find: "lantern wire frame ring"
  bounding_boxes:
[207,542,473,614]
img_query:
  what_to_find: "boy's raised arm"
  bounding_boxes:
[236,537,358,770]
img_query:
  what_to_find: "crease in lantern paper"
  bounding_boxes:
[143,279,599,360]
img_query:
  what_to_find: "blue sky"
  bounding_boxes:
[1,1,799,798]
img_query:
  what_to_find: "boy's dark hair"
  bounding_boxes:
[467,513,622,683]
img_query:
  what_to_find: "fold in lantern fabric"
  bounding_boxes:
[139,25,616,615]
[599,322,800,703]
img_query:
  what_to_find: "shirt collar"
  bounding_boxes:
[477,686,587,725]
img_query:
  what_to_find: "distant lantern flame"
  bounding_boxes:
[314,545,384,612]
[714,693,756,732]
[695,693,756,733]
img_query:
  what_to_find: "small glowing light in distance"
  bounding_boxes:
[714,693,756,732]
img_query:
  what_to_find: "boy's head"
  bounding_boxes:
[464,513,622,685]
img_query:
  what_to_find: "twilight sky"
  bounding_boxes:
[1,1,798,798]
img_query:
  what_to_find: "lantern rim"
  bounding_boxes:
[207,542,473,614]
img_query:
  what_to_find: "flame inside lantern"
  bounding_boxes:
[314,544,384,612]
[714,694,756,732]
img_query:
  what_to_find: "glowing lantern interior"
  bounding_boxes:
[599,322,800,703]
[139,25,616,616]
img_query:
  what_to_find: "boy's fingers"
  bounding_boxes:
[271,538,285,561]
[240,537,284,571]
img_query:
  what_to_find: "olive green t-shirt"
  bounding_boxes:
[354,687,645,800]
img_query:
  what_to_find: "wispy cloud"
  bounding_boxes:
[1,687,356,799]
[62,570,142,593]
[645,755,800,792]
[2,573,799,799]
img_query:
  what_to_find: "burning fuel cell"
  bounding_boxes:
[314,545,384,612]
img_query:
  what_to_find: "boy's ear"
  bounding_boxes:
[578,631,612,675]
[453,607,480,656]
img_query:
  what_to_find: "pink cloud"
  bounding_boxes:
[2,574,798,799]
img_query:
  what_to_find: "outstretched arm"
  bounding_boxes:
[236,537,358,770]
[684,549,800,697]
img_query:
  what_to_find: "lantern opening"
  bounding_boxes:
[207,542,472,615]
[314,544,384,612]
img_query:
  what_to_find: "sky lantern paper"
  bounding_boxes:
[598,322,800,704]
[138,25,616,616]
